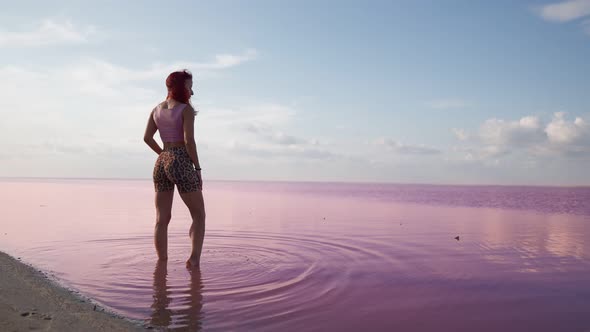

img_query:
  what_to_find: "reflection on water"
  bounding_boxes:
[1,179,590,331]
[178,268,204,331]
[150,260,203,331]
[150,260,172,328]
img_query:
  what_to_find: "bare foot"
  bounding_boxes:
[185,258,200,270]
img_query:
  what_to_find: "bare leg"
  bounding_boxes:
[155,191,174,260]
[179,190,206,269]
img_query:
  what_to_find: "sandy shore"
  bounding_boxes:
[0,251,146,332]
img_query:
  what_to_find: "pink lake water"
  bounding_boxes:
[1,179,590,331]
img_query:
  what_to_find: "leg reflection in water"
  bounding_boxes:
[150,259,172,327]
[150,260,204,331]
[177,267,204,331]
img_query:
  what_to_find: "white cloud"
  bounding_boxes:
[452,128,469,141]
[0,49,258,104]
[145,49,258,76]
[452,113,590,164]
[201,103,295,147]
[211,103,294,128]
[545,112,589,144]
[479,116,544,147]
[537,0,590,22]
[208,49,258,69]
[535,0,590,35]
[374,138,441,155]
[519,116,542,129]
[0,19,97,47]
[425,98,470,110]
[0,51,261,177]
[271,132,305,145]
[56,50,258,97]
[197,103,353,164]
[226,140,346,162]
[243,122,308,145]
[453,145,509,163]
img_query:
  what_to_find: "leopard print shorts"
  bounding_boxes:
[153,146,200,193]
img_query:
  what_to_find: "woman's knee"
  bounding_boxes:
[190,209,205,222]
[156,213,172,226]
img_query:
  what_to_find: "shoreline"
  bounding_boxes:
[0,251,147,331]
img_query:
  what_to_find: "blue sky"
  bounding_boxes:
[1,0,589,185]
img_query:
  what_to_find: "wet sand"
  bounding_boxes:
[0,251,145,332]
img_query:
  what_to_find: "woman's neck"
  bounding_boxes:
[165,98,182,108]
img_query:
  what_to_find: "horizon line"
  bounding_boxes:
[1,176,588,189]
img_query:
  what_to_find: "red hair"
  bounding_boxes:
[166,69,192,103]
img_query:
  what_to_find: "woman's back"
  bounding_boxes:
[153,102,186,142]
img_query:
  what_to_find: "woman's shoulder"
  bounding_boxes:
[157,100,169,109]
[152,101,175,114]
[181,103,196,114]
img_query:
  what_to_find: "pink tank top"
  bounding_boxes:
[153,103,186,142]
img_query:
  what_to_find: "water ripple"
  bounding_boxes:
[23,229,393,331]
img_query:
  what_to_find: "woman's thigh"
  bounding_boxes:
[155,191,174,220]
[179,190,205,218]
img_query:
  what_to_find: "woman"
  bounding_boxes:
[143,69,205,269]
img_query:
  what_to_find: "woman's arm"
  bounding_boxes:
[143,110,163,155]
[182,105,200,168]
